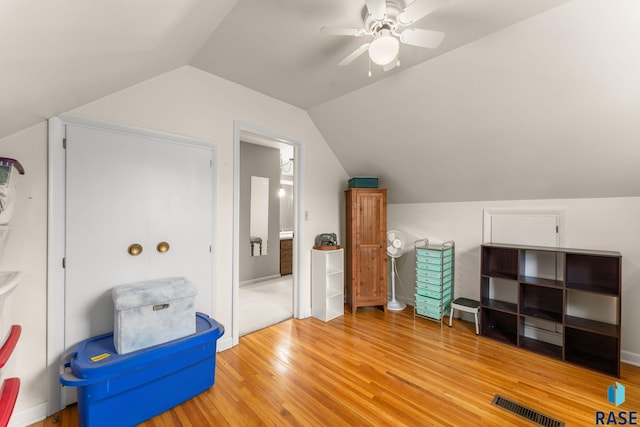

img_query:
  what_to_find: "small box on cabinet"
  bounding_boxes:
[348,177,378,188]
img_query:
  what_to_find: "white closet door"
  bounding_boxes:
[64,124,212,350]
[487,212,559,247]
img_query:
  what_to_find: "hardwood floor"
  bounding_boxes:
[35,307,640,426]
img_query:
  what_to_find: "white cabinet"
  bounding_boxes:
[312,249,344,321]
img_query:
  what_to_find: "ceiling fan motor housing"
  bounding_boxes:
[363,0,405,37]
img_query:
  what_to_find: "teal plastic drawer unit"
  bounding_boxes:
[416,283,452,299]
[416,250,453,263]
[416,273,452,286]
[415,296,452,319]
[414,240,455,324]
[415,293,451,306]
[415,266,452,279]
[416,261,453,274]
[415,305,442,319]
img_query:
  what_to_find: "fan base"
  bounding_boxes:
[387,299,406,311]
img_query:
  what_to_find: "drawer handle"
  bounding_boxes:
[153,303,170,311]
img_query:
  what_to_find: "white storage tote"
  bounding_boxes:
[112,277,197,354]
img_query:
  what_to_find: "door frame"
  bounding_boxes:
[232,121,304,346]
[46,114,218,414]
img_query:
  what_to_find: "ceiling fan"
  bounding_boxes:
[322,0,448,72]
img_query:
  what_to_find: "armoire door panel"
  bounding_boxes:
[358,194,383,245]
[345,188,387,312]
[357,247,377,298]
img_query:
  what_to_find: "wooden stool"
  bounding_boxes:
[448,298,480,335]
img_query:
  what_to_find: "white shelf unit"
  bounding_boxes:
[312,248,344,322]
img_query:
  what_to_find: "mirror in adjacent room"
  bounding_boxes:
[250,175,269,256]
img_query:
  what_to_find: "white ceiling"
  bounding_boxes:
[2,0,640,204]
[191,0,568,109]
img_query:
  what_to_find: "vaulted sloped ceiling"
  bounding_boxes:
[2,0,639,204]
[0,0,238,139]
[309,0,640,203]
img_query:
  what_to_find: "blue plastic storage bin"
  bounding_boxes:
[60,312,224,427]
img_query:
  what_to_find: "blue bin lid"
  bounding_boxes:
[67,312,224,381]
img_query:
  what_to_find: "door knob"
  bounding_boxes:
[128,243,143,256]
[156,241,170,253]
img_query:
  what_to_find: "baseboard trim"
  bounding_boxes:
[622,350,640,367]
[297,308,312,319]
[240,274,282,287]
[9,402,47,427]
[218,336,233,352]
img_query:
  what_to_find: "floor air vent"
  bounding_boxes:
[492,394,564,427]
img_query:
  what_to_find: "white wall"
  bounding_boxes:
[5,66,349,425]
[70,64,349,340]
[388,196,640,365]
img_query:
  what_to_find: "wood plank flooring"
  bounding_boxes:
[35,306,640,426]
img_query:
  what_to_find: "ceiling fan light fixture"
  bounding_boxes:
[368,31,399,65]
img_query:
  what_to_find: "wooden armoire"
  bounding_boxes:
[345,188,387,313]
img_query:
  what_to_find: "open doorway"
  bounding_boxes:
[232,122,303,345]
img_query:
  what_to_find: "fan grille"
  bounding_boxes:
[387,230,407,257]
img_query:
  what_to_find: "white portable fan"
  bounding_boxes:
[386,230,407,311]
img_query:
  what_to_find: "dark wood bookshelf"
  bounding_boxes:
[480,243,621,377]
[520,336,562,360]
[565,282,619,296]
[482,271,518,281]
[565,315,618,337]
[481,307,518,346]
[481,299,517,314]
[520,307,563,323]
[519,275,563,288]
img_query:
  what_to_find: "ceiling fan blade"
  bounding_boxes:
[321,26,367,37]
[365,0,387,21]
[400,28,445,49]
[398,0,449,25]
[338,43,370,66]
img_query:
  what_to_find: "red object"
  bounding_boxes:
[0,326,21,369]
[0,378,20,427]
[0,157,25,175]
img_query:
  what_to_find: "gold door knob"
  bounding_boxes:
[156,241,170,253]
[128,243,143,256]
